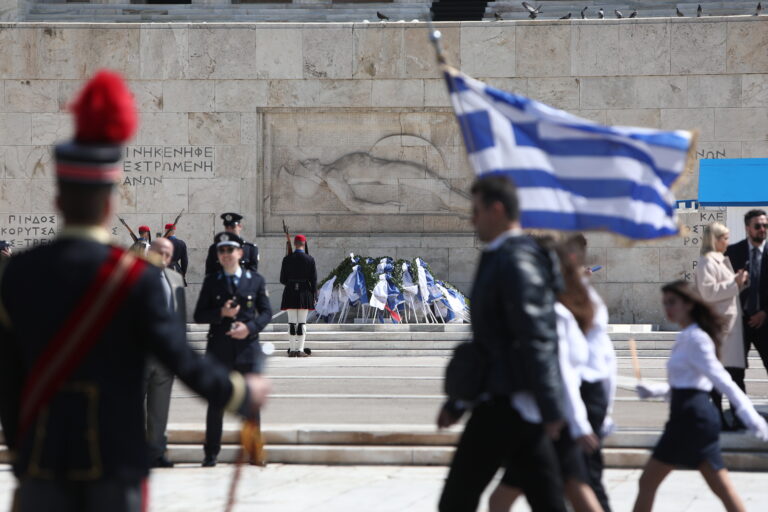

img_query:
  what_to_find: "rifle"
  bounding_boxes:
[283,220,293,256]
[163,209,185,238]
[118,217,139,243]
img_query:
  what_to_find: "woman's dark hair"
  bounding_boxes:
[555,242,594,334]
[661,280,725,357]
[530,232,594,334]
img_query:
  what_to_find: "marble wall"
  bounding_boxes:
[0,19,766,323]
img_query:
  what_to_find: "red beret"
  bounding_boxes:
[294,234,307,243]
[138,225,150,233]
[164,223,175,230]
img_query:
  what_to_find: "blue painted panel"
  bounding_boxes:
[698,159,768,206]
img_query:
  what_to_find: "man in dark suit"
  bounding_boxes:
[204,213,259,276]
[725,209,768,390]
[144,237,186,468]
[280,234,317,357]
[194,231,272,467]
[165,223,188,286]
[0,71,269,512]
[436,175,566,512]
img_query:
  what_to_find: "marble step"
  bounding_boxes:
[187,323,657,334]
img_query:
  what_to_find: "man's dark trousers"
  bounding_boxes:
[144,358,174,461]
[438,398,566,512]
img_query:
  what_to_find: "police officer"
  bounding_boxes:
[194,231,272,467]
[204,213,259,276]
[0,71,269,512]
[165,223,188,284]
[280,235,317,357]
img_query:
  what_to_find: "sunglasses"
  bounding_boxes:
[217,246,237,254]
[751,223,768,230]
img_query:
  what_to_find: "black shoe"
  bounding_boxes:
[151,456,174,468]
[202,454,217,467]
[286,349,291,356]
[303,348,312,356]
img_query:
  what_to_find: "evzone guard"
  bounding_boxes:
[280,232,318,357]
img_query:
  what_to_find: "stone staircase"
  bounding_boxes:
[159,423,768,470]
[484,1,764,20]
[25,2,432,22]
[3,323,768,470]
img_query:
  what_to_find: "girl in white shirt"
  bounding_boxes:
[633,280,768,512]
[489,239,603,512]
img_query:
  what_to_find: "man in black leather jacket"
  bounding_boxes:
[437,175,567,512]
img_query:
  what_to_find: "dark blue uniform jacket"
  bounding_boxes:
[193,269,271,373]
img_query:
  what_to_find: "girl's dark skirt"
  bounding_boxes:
[652,388,724,471]
[502,429,588,486]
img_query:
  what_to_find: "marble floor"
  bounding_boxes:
[3,464,768,512]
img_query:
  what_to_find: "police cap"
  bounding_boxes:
[220,212,243,227]
[215,232,243,248]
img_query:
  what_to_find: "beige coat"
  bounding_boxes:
[695,252,745,368]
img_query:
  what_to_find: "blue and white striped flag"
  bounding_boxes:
[446,70,696,240]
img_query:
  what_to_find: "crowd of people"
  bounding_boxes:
[437,176,768,512]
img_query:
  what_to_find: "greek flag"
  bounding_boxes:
[446,69,695,240]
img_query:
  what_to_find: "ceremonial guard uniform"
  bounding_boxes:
[204,212,259,276]
[280,235,317,357]
[194,232,272,466]
[166,223,189,283]
[137,225,151,244]
[0,72,261,512]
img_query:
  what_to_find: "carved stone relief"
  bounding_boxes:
[264,111,474,233]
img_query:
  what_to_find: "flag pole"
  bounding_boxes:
[427,18,446,66]
[425,18,481,161]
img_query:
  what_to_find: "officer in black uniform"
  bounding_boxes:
[165,223,188,284]
[0,71,269,512]
[280,234,317,357]
[204,213,259,276]
[194,231,272,467]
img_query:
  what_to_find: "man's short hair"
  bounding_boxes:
[744,209,767,226]
[470,175,520,221]
[57,181,113,225]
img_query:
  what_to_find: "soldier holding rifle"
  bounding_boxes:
[280,222,317,358]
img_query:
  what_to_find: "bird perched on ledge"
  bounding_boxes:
[560,12,571,19]
[376,11,389,21]
[615,9,623,18]
[580,6,588,18]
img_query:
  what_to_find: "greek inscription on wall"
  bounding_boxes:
[122,146,215,186]
[0,214,57,249]
[682,210,726,247]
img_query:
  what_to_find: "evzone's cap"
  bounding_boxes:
[294,234,307,243]
[138,225,151,234]
[54,70,137,185]
[164,223,175,230]
[221,212,243,227]
[215,232,243,248]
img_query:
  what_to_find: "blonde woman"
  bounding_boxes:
[695,222,749,429]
